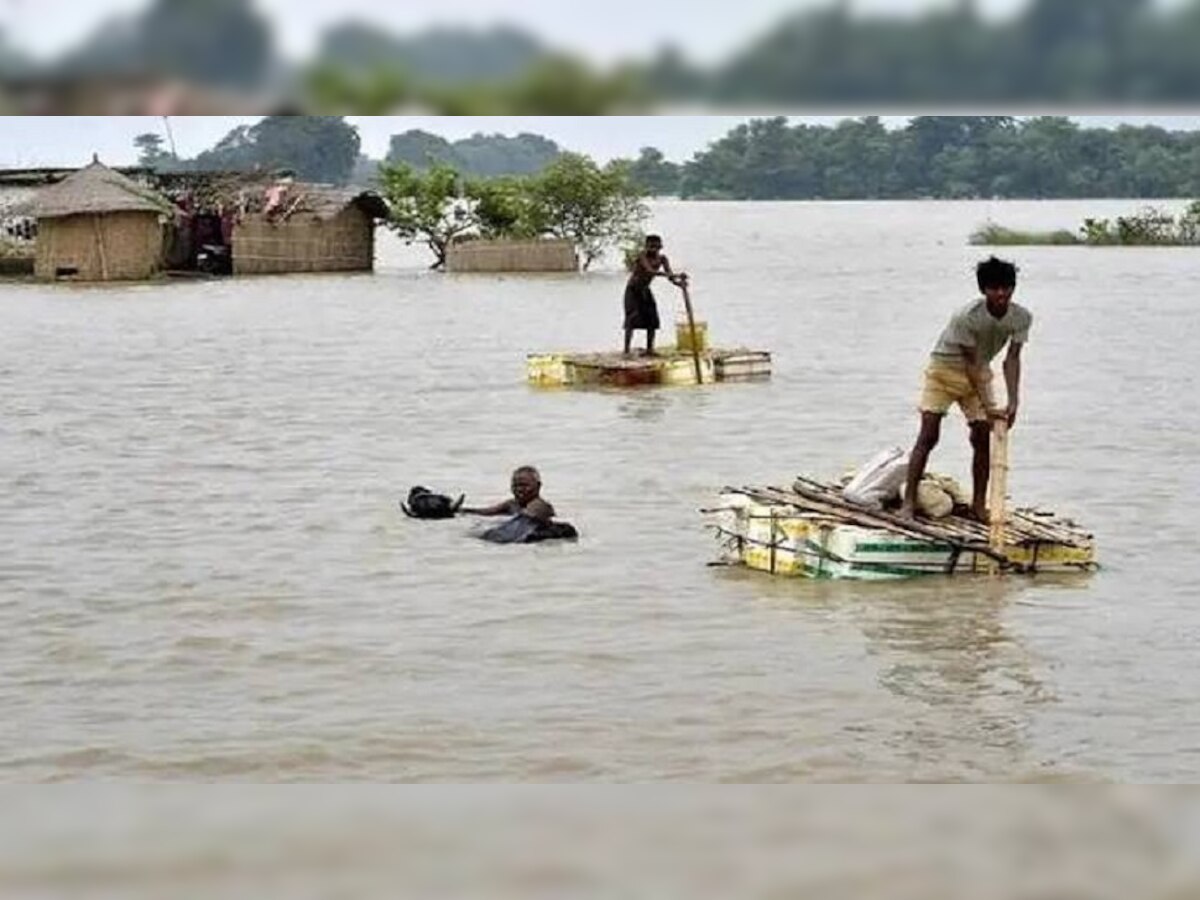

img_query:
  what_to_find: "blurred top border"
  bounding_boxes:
[5,0,1200,114]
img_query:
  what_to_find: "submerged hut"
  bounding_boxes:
[231,185,388,275]
[446,238,579,273]
[25,157,172,281]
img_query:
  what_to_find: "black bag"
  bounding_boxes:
[401,486,465,520]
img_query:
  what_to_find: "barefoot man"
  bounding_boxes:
[901,256,1032,521]
[624,234,686,357]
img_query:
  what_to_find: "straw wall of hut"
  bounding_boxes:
[34,212,164,281]
[233,205,375,275]
[446,238,579,273]
[231,187,386,276]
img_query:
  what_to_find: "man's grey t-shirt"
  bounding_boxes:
[930,299,1032,367]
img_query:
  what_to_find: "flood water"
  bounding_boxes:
[2,199,1198,783]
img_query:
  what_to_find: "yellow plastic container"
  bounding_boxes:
[527,354,570,386]
[675,320,709,354]
[659,355,715,386]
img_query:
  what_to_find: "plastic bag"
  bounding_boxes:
[842,447,910,509]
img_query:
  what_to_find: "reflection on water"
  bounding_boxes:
[615,388,674,423]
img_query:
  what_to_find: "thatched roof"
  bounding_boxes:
[273,185,389,222]
[24,158,172,219]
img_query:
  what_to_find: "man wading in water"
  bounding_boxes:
[461,466,555,523]
[624,234,686,357]
[901,256,1032,522]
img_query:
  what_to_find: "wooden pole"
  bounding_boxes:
[93,214,109,281]
[679,279,704,385]
[988,418,1010,574]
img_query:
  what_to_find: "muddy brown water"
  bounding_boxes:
[2,199,1197,783]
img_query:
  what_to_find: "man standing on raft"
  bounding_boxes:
[901,256,1032,522]
[624,234,686,357]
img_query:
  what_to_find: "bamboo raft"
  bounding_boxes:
[707,475,1096,580]
[528,348,772,387]
[529,319,771,387]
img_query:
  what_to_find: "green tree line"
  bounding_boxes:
[133,115,1200,200]
[664,116,1200,200]
[135,116,363,184]
[133,119,567,185]
[384,131,562,177]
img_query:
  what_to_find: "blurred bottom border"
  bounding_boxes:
[1,785,1198,899]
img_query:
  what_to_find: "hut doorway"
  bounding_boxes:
[192,211,232,275]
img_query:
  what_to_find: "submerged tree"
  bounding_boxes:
[378,162,473,269]
[380,153,648,270]
[465,176,539,239]
[524,153,648,269]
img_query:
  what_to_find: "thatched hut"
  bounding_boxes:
[231,186,388,276]
[25,158,172,281]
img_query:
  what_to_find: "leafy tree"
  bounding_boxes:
[378,162,473,269]
[627,147,681,196]
[1076,205,1200,246]
[384,130,562,177]
[194,116,361,184]
[378,153,648,269]
[133,133,172,168]
[525,153,648,269]
[465,177,539,239]
[1177,200,1200,244]
[386,130,458,168]
[454,132,561,176]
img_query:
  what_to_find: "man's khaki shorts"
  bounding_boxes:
[919,363,993,422]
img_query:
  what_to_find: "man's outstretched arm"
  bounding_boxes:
[460,500,514,516]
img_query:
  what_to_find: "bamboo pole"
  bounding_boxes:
[988,418,1010,574]
[93,214,109,281]
[679,278,704,385]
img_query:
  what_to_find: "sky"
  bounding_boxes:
[1,0,1035,64]
[3,115,1200,170]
